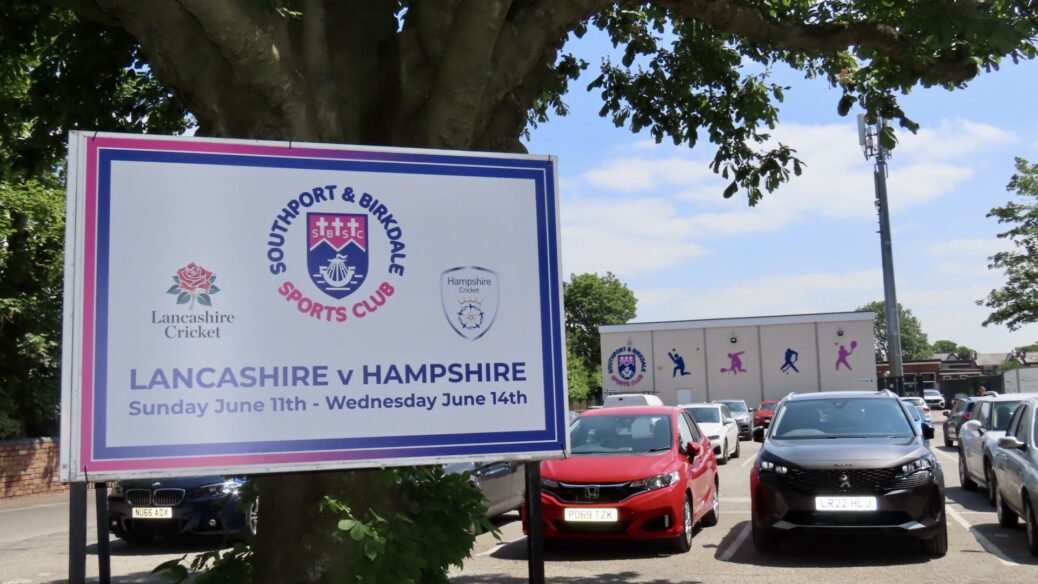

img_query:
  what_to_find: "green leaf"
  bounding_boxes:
[166,285,181,294]
[338,518,359,532]
[197,294,212,307]
[176,292,191,304]
[208,285,221,294]
[723,181,739,199]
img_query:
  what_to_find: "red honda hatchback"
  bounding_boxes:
[523,406,719,552]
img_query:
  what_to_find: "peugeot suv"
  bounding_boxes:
[751,391,946,556]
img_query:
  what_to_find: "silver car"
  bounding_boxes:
[991,396,1038,555]
[958,394,1038,505]
[901,397,932,423]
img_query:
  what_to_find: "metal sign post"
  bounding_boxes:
[95,482,112,583]
[525,462,545,584]
[69,482,87,584]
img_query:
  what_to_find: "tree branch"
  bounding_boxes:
[651,0,980,84]
[411,0,512,148]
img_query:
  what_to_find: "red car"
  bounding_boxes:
[753,400,779,429]
[523,406,719,552]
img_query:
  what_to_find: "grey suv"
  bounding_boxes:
[713,399,753,440]
[751,390,945,555]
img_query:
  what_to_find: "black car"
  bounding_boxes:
[751,390,946,556]
[107,476,257,543]
[943,397,976,447]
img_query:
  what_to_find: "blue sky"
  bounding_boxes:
[525,31,1038,354]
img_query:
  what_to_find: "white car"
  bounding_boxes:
[680,403,740,464]
[923,389,946,410]
[959,393,1038,505]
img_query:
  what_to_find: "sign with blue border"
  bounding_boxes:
[60,132,566,481]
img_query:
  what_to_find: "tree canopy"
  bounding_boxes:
[564,271,639,394]
[979,157,1038,331]
[931,339,975,359]
[5,1,1038,581]
[856,300,932,362]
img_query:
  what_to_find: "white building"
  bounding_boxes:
[599,312,877,407]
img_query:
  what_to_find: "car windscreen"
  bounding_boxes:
[760,402,777,411]
[924,390,941,397]
[686,407,720,424]
[770,398,914,439]
[717,401,747,413]
[569,414,673,455]
[992,401,1020,431]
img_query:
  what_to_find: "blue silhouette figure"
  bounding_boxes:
[669,349,691,377]
[781,348,800,373]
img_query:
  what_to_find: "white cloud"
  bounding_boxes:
[926,238,1011,257]
[895,119,1016,162]
[635,270,883,322]
[583,157,715,191]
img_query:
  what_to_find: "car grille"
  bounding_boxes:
[125,488,186,506]
[544,482,645,504]
[783,510,914,526]
[778,467,922,494]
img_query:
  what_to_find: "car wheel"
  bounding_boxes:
[985,463,997,507]
[958,451,977,491]
[919,512,948,557]
[943,433,953,448]
[751,518,780,553]
[733,439,741,459]
[701,481,719,527]
[671,495,693,553]
[1025,498,1038,557]
[996,484,1018,527]
[244,497,259,540]
[718,441,728,465]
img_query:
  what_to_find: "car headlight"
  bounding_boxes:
[758,460,789,475]
[541,477,559,488]
[629,470,680,492]
[899,454,935,477]
[193,480,242,498]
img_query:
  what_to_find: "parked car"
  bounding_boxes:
[901,398,931,448]
[958,394,1038,505]
[754,400,780,429]
[923,389,946,410]
[990,397,1038,555]
[751,390,945,556]
[943,397,976,447]
[107,476,256,544]
[713,399,754,440]
[602,393,665,407]
[682,403,740,464]
[445,460,526,518]
[901,396,932,423]
[525,406,719,552]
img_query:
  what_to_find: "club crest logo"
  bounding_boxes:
[607,346,647,387]
[441,267,499,340]
[166,262,220,309]
[308,213,368,299]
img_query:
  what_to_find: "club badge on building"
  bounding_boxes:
[441,266,499,340]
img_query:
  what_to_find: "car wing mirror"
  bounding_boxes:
[686,441,701,458]
[922,423,935,440]
[997,436,1025,450]
[753,426,765,443]
[942,411,949,417]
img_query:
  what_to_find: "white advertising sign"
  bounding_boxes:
[60,132,567,481]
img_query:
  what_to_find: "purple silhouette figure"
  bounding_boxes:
[836,340,858,371]
[721,351,747,375]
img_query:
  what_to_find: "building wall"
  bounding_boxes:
[0,438,68,499]
[600,314,877,407]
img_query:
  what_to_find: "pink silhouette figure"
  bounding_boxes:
[721,351,747,374]
[836,340,858,371]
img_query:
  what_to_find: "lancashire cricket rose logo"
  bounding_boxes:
[308,213,368,299]
[166,262,220,309]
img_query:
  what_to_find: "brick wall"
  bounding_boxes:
[0,437,69,498]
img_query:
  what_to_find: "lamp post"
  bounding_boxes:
[858,115,905,396]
